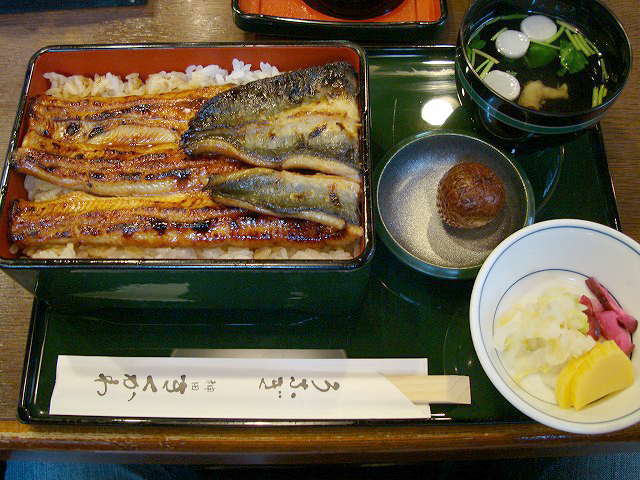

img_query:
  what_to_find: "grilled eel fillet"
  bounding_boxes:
[9,192,363,250]
[25,85,231,146]
[181,62,362,181]
[206,168,361,230]
[13,131,245,196]
[12,85,235,196]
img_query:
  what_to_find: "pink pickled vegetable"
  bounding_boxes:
[590,294,605,313]
[596,310,635,356]
[586,277,638,334]
[580,295,601,340]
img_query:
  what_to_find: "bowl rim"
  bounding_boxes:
[469,218,640,433]
[375,129,535,279]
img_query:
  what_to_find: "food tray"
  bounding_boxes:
[18,46,620,425]
[232,0,447,41]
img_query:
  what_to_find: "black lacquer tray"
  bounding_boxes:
[18,46,620,426]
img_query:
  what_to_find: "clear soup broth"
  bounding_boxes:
[467,13,611,114]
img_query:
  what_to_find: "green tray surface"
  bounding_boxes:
[19,46,619,425]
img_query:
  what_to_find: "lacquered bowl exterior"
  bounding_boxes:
[0,43,374,313]
[300,0,404,19]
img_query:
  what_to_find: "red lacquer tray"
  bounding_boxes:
[232,0,447,41]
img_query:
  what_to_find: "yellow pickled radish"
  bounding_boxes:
[565,341,633,411]
[555,354,589,409]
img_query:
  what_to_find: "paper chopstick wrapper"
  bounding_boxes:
[50,356,470,420]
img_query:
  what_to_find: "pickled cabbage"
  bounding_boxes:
[493,287,597,383]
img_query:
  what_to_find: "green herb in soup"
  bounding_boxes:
[467,14,610,112]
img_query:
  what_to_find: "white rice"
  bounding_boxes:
[24,175,73,202]
[21,60,357,261]
[23,243,355,261]
[43,59,280,99]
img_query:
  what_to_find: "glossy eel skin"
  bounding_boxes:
[24,85,231,145]
[11,85,234,196]
[12,132,245,197]
[9,191,363,250]
[181,62,362,181]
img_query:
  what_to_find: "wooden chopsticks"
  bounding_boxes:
[382,375,471,404]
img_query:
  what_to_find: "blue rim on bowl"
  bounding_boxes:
[470,219,640,433]
[374,130,535,279]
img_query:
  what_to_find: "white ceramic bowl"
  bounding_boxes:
[470,219,640,434]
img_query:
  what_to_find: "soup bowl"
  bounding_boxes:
[455,0,632,146]
[301,0,404,19]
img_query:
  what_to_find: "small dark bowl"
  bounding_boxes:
[455,0,632,146]
[301,0,404,19]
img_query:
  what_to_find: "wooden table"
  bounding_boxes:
[1,0,639,463]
